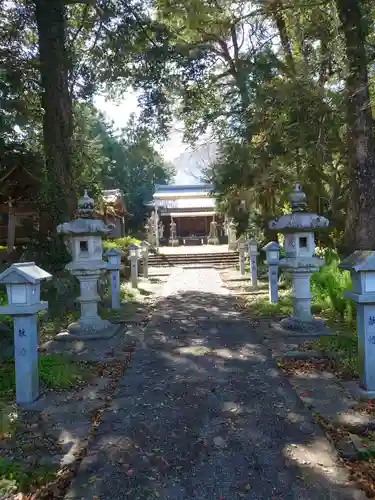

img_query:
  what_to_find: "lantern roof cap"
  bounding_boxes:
[104,248,122,257]
[340,251,375,272]
[0,262,51,285]
[262,241,281,252]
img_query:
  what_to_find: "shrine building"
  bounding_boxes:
[146,183,224,244]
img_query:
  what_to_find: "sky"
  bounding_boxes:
[94,92,187,162]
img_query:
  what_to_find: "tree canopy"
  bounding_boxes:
[1,0,375,252]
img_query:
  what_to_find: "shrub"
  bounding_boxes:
[102,236,141,253]
[311,254,354,325]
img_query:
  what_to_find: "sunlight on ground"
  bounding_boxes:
[283,437,348,483]
[175,345,266,362]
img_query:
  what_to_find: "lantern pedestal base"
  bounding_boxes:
[280,316,326,334]
[56,319,118,341]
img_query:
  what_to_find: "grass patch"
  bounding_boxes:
[309,333,359,378]
[0,354,89,402]
[101,283,144,322]
[0,458,55,496]
[245,289,293,317]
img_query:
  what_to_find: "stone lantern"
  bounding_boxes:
[56,190,117,339]
[104,248,121,309]
[340,251,375,396]
[247,238,259,287]
[262,241,281,303]
[0,262,51,404]
[269,183,329,332]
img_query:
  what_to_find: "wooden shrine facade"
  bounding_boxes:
[146,184,226,243]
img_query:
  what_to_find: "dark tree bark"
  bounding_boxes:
[271,0,296,76]
[335,0,375,252]
[34,0,76,227]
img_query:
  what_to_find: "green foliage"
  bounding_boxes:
[102,236,141,252]
[21,233,71,273]
[0,458,55,496]
[310,334,359,378]
[311,254,354,324]
[245,289,294,318]
[0,355,88,402]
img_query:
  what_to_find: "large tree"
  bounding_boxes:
[335,0,375,251]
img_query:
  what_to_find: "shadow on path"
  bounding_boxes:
[65,277,364,500]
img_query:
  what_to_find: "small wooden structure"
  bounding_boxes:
[101,189,127,238]
[0,165,41,253]
[0,165,127,251]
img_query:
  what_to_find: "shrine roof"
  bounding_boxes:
[154,184,213,199]
[159,197,216,209]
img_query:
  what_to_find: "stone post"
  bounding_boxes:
[340,251,375,396]
[0,262,51,405]
[104,248,121,309]
[248,238,259,287]
[262,241,281,303]
[153,210,159,248]
[269,183,329,333]
[128,244,140,288]
[238,236,246,276]
[228,220,237,251]
[141,241,150,279]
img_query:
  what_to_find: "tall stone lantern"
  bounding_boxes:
[269,183,329,332]
[56,190,117,339]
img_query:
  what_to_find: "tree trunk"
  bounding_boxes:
[335,0,375,252]
[34,0,76,228]
[7,203,16,254]
[272,0,295,76]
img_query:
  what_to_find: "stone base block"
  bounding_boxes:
[56,319,118,341]
[169,239,179,247]
[280,316,328,335]
[208,238,219,245]
[344,381,375,400]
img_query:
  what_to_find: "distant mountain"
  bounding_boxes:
[171,142,218,185]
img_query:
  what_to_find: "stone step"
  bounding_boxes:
[148,256,239,267]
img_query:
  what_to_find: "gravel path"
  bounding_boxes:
[65,268,364,500]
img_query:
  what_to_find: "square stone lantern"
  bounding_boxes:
[128,244,141,288]
[0,262,51,313]
[340,251,375,396]
[104,248,122,310]
[247,238,259,287]
[262,242,281,303]
[0,262,52,405]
